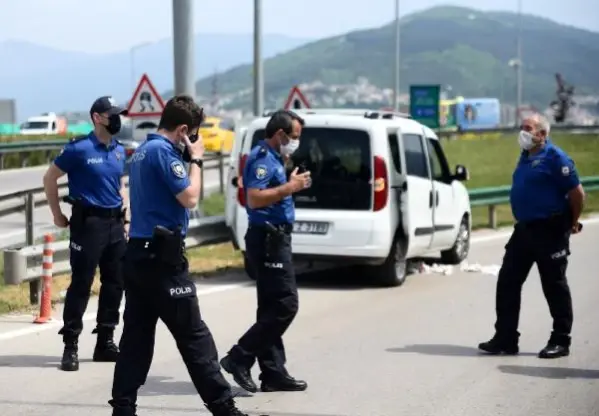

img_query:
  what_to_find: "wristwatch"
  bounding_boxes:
[190,158,203,168]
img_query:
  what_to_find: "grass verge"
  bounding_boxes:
[442,133,599,228]
[0,192,238,315]
[1,133,598,314]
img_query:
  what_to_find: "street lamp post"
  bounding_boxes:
[253,0,264,116]
[393,0,400,111]
[515,0,523,125]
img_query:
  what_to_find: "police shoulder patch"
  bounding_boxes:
[170,160,187,178]
[561,165,570,176]
[255,164,268,179]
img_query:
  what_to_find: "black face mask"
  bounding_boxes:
[179,133,199,162]
[104,114,122,135]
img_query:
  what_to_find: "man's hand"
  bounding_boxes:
[571,222,582,234]
[183,133,204,160]
[124,223,130,240]
[288,167,311,193]
[53,213,69,228]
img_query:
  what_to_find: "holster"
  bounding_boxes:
[151,225,184,266]
[64,196,85,230]
[263,222,287,258]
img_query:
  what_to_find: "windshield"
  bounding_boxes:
[21,121,50,129]
[250,127,372,210]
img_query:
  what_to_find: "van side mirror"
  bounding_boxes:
[454,165,469,181]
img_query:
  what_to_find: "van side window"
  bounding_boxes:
[402,134,430,179]
[426,138,451,182]
[387,133,402,174]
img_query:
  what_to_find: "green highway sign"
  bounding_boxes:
[409,85,441,129]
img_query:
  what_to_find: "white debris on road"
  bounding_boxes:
[411,261,501,277]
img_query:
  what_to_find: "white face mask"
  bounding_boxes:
[518,130,535,150]
[280,138,299,156]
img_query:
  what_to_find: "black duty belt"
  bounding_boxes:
[75,204,123,219]
[249,222,293,234]
[518,212,567,229]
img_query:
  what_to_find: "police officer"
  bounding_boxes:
[478,113,585,359]
[109,95,249,416]
[43,96,129,372]
[220,110,311,393]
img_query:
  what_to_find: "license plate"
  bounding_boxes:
[293,221,329,235]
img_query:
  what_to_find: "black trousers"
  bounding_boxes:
[228,225,299,380]
[110,240,232,415]
[59,214,126,339]
[494,215,573,346]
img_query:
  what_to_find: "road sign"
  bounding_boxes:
[283,85,311,110]
[126,73,166,117]
[409,85,441,129]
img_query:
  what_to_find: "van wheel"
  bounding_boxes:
[243,252,256,280]
[371,238,408,287]
[441,216,470,265]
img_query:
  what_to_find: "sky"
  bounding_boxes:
[0,0,597,54]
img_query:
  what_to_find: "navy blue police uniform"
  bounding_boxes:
[223,140,300,389]
[55,126,127,367]
[483,138,579,354]
[110,133,236,416]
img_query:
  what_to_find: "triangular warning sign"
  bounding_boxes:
[283,85,310,110]
[126,73,166,117]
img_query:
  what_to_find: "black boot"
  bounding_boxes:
[60,337,79,372]
[478,335,519,355]
[92,327,119,362]
[206,398,249,416]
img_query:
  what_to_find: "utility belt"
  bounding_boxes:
[63,196,125,229]
[517,212,569,230]
[248,222,293,235]
[128,226,185,266]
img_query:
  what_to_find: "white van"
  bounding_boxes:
[225,109,472,287]
[19,112,68,135]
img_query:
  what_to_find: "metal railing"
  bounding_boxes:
[3,175,599,306]
[470,176,599,228]
[2,215,229,286]
[0,152,229,249]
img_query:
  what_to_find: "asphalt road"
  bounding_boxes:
[0,162,228,248]
[0,220,598,416]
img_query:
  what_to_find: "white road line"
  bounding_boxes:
[0,282,252,341]
[1,216,597,341]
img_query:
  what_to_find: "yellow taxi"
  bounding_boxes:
[199,116,235,153]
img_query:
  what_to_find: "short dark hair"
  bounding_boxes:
[158,95,205,132]
[264,110,305,139]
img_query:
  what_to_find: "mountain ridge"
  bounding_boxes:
[184,5,599,111]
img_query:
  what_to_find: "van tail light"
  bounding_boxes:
[237,154,248,206]
[125,148,135,157]
[373,156,388,212]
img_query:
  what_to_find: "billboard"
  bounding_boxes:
[456,98,500,131]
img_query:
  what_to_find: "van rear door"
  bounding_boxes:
[246,124,375,249]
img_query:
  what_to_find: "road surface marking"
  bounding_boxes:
[1,216,597,341]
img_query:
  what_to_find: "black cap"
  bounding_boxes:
[90,96,128,118]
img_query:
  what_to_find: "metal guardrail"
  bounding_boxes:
[3,175,599,306]
[470,176,599,228]
[437,124,599,138]
[2,215,229,287]
[0,153,229,250]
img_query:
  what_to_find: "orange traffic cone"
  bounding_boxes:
[34,234,54,324]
